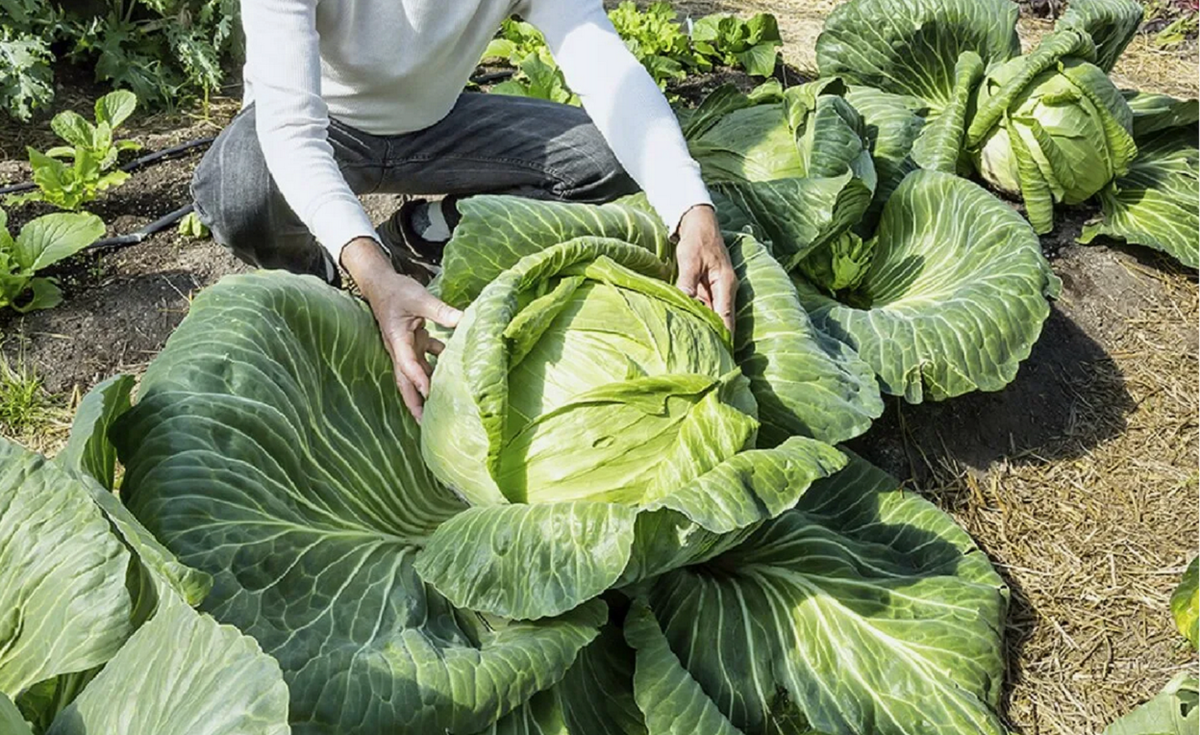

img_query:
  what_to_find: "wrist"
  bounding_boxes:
[677,203,719,238]
[341,237,391,294]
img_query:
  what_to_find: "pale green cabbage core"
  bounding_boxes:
[501,278,752,505]
[422,244,759,508]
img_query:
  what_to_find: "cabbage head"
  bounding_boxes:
[419,237,846,619]
[967,29,1137,233]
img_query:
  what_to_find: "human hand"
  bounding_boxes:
[342,237,462,421]
[675,204,736,336]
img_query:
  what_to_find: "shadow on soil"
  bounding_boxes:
[848,304,1136,482]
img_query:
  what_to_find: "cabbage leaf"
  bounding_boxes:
[1079,92,1199,269]
[624,453,1010,735]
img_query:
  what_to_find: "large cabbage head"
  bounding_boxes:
[421,236,756,505]
[418,235,846,621]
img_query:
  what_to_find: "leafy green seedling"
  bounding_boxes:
[491,52,580,106]
[692,13,783,77]
[608,2,708,91]
[9,90,142,211]
[178,210,210,239]
[0,207,106,312]
[482,18,549,66]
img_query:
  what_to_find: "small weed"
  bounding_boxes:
[0,352,67,445]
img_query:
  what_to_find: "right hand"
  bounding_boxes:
[341,237,462,421]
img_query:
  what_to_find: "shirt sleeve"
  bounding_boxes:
[520,0,713,236]
[240,0,377,261]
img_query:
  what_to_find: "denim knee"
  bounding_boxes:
[551,120,639,203]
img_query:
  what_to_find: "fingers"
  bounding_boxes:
[410,289,463,329]
[676,254,700,299]
[382,325,438,422]
[710,268,736,337]
[396,369,425,422]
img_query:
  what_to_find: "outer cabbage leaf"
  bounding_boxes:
[729,233,882,446]
[434,196,672,309]
[56,374,134,490]
[625,453,1009,735]
[908,51,984,175]
[844,86,928,222]
[1079,98,1199,269]
[716,172,874,270]
[113,272,607,735]
[477,623,645,735]
[0,439,131,698]
[686,80,876,191]
[796,169,1060,403]
[1123,91,1200,138]
[1103,673,1199,735]
[45,594,290,735]
[1057,0,1144,73]
[0,692,33,735]
[815,0,1019,111]
[1171,557,1199,650]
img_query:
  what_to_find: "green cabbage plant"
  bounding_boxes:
[795,170,1061,403]
[682,80,879,269]
[420,236,846,619]
[967,29,1138,233]
[98,292,1011,734]
[1172,557,1199,650]
[103,190,897,733]
[1103,672,1199,735]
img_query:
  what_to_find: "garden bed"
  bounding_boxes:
[0,2,1196,733]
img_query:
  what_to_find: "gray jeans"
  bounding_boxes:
[191,92,639,282]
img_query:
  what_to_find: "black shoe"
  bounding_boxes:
[376,196,462,284]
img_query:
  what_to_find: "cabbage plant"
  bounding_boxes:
[967,29,1138,233]
[681,80,878,269]
[102,190,896,732]
[418,236,846,620]
[1172,557,1199,651]
[795,170,1060,403]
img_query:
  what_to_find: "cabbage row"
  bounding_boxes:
[1,1,1195,734]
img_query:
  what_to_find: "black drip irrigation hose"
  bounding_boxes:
[0,137,214,196]
[469,69,516,85]
[87,204,196,252]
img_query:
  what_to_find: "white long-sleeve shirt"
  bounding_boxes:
[239,0,713,260]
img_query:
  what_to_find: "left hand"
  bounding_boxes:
[675,204,737,337]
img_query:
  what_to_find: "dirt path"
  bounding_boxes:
[1,3,1197,733]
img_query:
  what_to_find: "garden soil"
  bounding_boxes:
[0,3,1196,733]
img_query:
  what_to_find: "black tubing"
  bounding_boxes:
[0,137,214,196]
[469,69,516,85]
[86,204,195,253]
